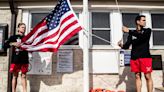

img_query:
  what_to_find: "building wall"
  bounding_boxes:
[15,49,83,92]
[0,9,11,92]
[90,50,164,92]
[88,1,164,91]
[0,1,164,92]
[0,56,9,92]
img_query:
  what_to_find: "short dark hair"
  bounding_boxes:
[18,23,25,28]
[135,15,145,24]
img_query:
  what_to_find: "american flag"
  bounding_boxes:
[20,0,82,52]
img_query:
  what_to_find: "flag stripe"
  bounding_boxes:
[33,12,74,42]
[21,24,81,51]
[34,13,74,41]
[31,13,75,46]
[23,25,47,44]
[22,21,47,42]
[34,20,78,46]
[34,27,82,52]
[20,0,82,52]
[22,26,82,52]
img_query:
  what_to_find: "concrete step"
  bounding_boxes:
[155,87,164,92]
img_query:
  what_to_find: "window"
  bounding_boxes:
[30,12,80,45]
[0,24,8,55]
[92,12,110,45]
[122,13,139,43]
[151,14,164,45]
[31,13,48,28]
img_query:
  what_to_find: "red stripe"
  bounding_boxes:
[59,20,78,39]
[34,29,60,46]
[29,14,75,46]
[34,20,78,46]
[34,29,49,39]
[21,47,58,52]
[61,14,74,25]
[57,26,82,49]
[33,14,74,41]
[35,48,58,52]
[25,29,49,45]
[23,26,82,52]
[40,26,82,49]
[20,12,82,52]
[22,19,47,42]
[20,26,82,52]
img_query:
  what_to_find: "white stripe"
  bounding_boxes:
[21,23,80,50]
[22,24,80,51]
[24,23,80,50]
[31,12,77,45]
[57,24,81,44]
[25,25,47,44]
[25,11,73,44]
[60,11,74,22]
[22,9,81,51]
[31,17,77,45]
[41,18,77,44]
[31,24,60,45]
[43,23,80,45]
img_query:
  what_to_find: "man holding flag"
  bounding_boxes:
[6,0,82,91]
[20,0,82,52]
[5,23,29,92]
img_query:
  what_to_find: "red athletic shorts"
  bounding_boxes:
[10,64,29,74]
[130,58,152,73]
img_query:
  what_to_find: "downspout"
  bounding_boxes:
[7,0,18,92]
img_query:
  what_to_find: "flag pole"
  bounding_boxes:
[83,0,90,92]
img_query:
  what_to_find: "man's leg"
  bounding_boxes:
[12,72,18,92]
[140,58,153,92]
[130,59,141,92]
[135,72,142,92]
[21,64,28,92]
[21,73,27,92]
[144,73,153,92]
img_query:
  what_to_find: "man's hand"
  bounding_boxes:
[118,40,123,48]
[122,26,129,33]
[10,42,21,47]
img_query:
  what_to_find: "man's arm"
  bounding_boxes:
[118,26,132,49]
[4,36,13,49]
[122,34,132,49]
[4,36,21,49]
[118,34,132,50]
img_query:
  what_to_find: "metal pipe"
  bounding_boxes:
[7,0,18,92]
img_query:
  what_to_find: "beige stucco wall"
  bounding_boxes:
[90,67,163,92]
[15,49,83,92]
[90,50,164,92]
[0,56,9,92]
[0,8,84,92]
[0,9,11,92]
[9,49,164,92]
[0,1,164,92]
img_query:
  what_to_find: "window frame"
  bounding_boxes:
[150,12,164,49]
[91,10,112,48]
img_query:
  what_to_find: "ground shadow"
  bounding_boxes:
[116,66,136,92]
